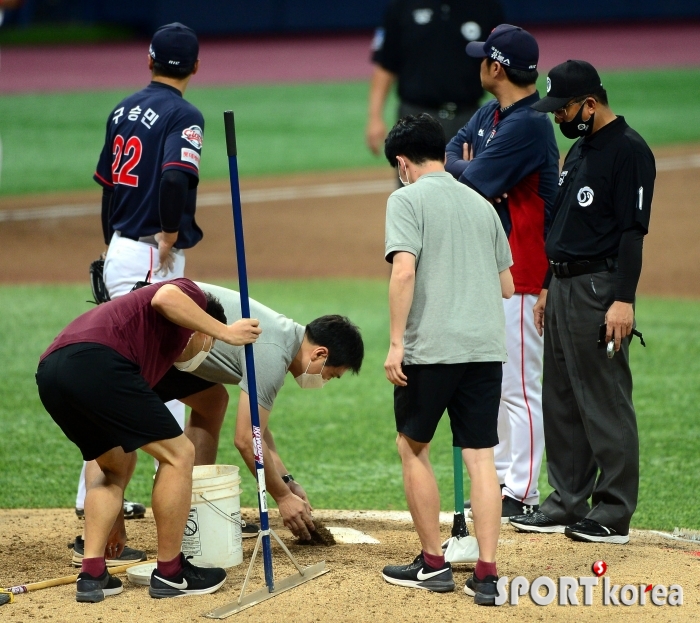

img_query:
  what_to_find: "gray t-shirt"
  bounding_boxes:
[191,283,305,411]
[384,171,512,364]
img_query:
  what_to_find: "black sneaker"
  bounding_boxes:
[464,573,499,606]
[149,554,227,598]
[75,499,146,520]
[76,569,123,603]
[382,553,455,593]
[241,519,260,539]
[510,510,565,533]
[501,495,539,523]
[69,535,147,568]
[565,518,629,544]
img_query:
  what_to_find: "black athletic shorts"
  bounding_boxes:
[153,366,217,403]
[36,343,184,461]
[394,362,502,448]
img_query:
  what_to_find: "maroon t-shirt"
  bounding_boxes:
[40,278,206,387]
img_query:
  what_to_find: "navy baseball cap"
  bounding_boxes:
[465,24,539,71]
[532,60,603,112]
[149,22,199,69]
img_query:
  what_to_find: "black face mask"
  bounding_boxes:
[559,102,594,139]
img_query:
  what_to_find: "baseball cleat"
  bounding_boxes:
[510,510,565,533]
[76,569,123,603]
[70,535,146,568]
[382,553,455,593]
[500,494,539,523]
[149,554,227,598]
[564,518,630,544]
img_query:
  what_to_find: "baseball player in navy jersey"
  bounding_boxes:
[445,25,559,520]
[73,23,206,542]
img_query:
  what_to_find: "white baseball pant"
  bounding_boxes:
[494,293,544,506]
[75,232,187,508]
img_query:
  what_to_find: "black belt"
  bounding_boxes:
[549,257,617,278]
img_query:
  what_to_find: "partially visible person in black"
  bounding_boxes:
[366,0,504,155]
[509,60,654,545]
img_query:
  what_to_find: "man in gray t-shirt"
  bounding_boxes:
[380,114,515,604]
[153,282,364,540]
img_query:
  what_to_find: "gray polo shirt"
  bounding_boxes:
[191,283,305,411]
[385,171,512,365]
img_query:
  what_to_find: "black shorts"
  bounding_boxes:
[153,366,217,403]
[36,343,184,461]
[394,362,502,449]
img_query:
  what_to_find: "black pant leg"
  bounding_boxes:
[540,276,596,523]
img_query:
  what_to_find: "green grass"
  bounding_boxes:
[0,281,698,531]
[2,68,700,196]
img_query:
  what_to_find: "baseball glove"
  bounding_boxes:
[89,258,111,304]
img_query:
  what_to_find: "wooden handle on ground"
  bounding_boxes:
[4,559,156,594]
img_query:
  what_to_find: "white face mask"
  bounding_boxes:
[397,157,412,186]
[174,335,213,372]
[294,357,329,389]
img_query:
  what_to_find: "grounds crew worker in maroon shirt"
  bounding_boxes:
[36,279,260,603]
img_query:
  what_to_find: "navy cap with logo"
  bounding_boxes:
[465,24,539,72]
[149,22,199,70]
[531,60,603,113]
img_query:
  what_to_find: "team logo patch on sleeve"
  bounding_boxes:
[182,125,203,150]
[181,148,201,168]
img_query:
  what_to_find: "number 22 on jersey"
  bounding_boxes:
[111,135,142,186]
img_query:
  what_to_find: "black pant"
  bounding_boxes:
[539,271,639,534]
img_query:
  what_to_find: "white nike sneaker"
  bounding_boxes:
[382,553,455,592]
[149,554,227,598]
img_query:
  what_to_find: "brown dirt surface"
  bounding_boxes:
[0,509,698,622]
[1,143,699,297]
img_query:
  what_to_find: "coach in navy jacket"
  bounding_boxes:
[445,25,559,521]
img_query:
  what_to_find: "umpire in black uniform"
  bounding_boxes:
[366,0,503,155]
[509,61,655,544]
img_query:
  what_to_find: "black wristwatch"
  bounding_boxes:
[281,474,295,484]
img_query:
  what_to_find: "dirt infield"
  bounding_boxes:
[0,508,697,622]
[1,144,699,297]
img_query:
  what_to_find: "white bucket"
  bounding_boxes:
[181,465,243,569]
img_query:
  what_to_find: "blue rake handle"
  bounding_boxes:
[223,110,274,591]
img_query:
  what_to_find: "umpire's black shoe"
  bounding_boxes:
[464,573,499,606]
[382,553,455,593]
[149,554,227,598]
[510,510,565,533]
[76,569,123,603]
[565,518,630,544]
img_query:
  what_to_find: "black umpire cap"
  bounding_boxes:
[149,22,199,70]
[532,60,604,113]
